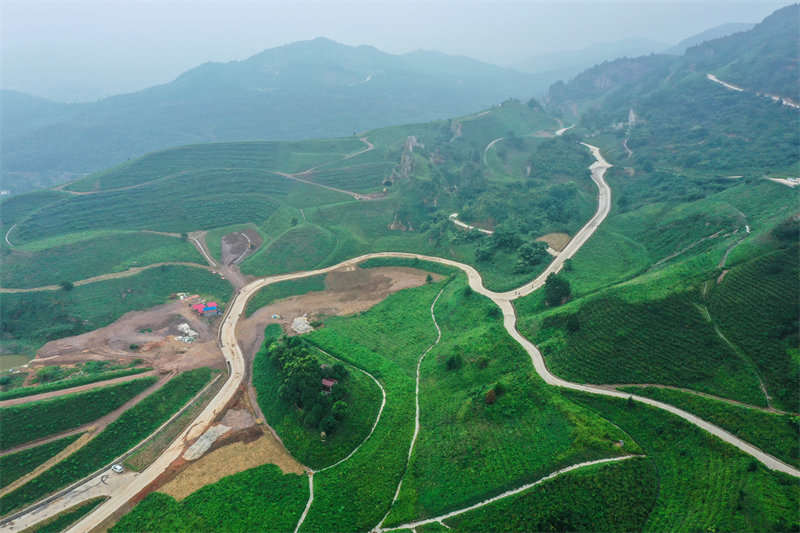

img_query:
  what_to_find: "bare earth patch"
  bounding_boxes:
[159,428,305,501]
[33,301,225,374]
[236,265,441,363]
[536,232,571,252]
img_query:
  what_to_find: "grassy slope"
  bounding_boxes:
[0,377,158,450]
[383,278,635,526]
[299,281,446,532]
[1,265,231,354]
[619,386,799,468]
[0,368,214,515]
[0,434,82,490]
[446,458,658,532]
[708,245,800,412]
[564,391,799,532]
[245,275,326,317]
[1,232,203,289]
[252,325,383,469]
[111,464,308,533]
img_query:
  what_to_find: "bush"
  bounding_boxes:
[445,354,463,371]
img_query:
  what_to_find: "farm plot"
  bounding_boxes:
[526,289,766,405]
[444,458,658,532]
[240,225,336,277]
[619,386,800,468]
[66,138,364,193]
[0,434,82,490]
[564,391,800,532]
[305,162,395,192]
[0,368,214,515]
[383,279,633,526]
[12,169,288,242]
[111,464,308,533]
[245,275,326,317]
[1,232,203,289]
[1,264,231,354]
[0,366,149,401]
[298,282,446,531]
[708,245,800,412]
[0,377,157,450]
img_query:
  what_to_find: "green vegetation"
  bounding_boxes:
[0,190,70,226]
[0,377,157,450]
[383,278,634,525]
[0,434,81,489]
[1,232,203,289]
[299,282,446,531]
[707,245,799,412]
[565,390,800,532]
[358,257,458,277]
[0,366,150,401]
[245,275,326,317]
[66,138,365,193]
[1,265,231,354]
[0,368,213,515]
[445,458,658,532]
[27,497,106,533]
[525,289,764,405]
[241,225,336,276]
[253,329,382,469]
[111,465,308,533]
[621,386,800,469]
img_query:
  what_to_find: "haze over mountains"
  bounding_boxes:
[0,16,780,195]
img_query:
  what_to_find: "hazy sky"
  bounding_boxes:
[2,1,789,102]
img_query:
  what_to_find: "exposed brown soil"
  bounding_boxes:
[33,301,225,375]
[220,229,264,267]
[159,425,305,501]
[236,266,441,369]
[536,232,571,252]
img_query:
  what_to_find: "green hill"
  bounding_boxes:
[1,38,549,195]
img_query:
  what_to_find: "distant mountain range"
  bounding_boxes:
[0,16,778,195]
[0,39,548,194]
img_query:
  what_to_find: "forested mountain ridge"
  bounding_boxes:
[0,38,544,195]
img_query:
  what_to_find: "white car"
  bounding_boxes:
[111,464,124,474]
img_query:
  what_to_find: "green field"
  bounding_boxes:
[523,288,765,405]
[444,458,658,532]
[619,386,800,468]
[252,325,384,469]
[111,465,308,533]
[299,282,446,531]
[241,224,337,276]
[707,245,800,412]
[0,434,81,489]
[1,232,203,289]
[245,275,326,317]
[0,377,157,450]
[1,265,231,354]
[0,366,150,401]
[383,278,634,526]
[66,138,365,193]
[563,391,800,532]
[0,368,214,515]
[28,497,106,533]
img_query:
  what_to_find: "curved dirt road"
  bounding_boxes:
[56,142,799,533]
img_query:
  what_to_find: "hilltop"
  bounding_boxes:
[0,38,544,195]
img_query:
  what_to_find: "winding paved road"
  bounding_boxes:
[14,140,793,533]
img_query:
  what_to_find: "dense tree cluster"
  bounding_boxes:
[268,336,349,435]
[544,273,571,307]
